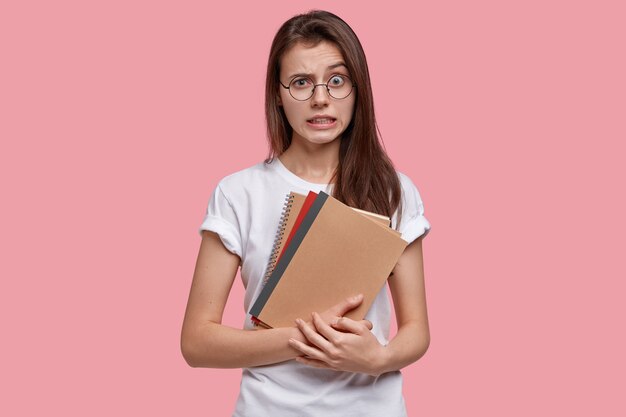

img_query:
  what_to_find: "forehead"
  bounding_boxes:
[280,41,347,78]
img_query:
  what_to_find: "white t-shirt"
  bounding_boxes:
[199,157,431,417]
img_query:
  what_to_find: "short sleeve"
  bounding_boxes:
[396,174,431,244]
[198,183,243,258]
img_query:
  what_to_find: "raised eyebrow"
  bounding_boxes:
[287,63,348,80]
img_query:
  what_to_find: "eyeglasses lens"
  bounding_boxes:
[288,75,354,101]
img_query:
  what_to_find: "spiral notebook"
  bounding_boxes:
[261,192,310,287]
[251,191,407,329]
[262,191,397,287]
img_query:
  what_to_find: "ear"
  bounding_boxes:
[277,95,282,106]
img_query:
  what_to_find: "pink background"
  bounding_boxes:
[2,0,625,415]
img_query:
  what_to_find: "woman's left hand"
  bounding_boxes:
[288,312,388,376]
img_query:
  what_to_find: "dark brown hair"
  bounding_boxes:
[264,10,403,228]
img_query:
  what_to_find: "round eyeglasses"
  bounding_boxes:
[279,74,356,101]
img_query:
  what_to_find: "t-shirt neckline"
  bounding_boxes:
[271,157,333,191]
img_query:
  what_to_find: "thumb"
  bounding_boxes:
[332,294,364,317]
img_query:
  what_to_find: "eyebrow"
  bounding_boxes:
[287,63,348,79]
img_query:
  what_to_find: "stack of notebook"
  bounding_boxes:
[249,191,408,329]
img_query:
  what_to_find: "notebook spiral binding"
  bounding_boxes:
[262,193,295,286]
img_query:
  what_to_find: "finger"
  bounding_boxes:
[288,337,328,362]
[331,294,364,317]
[361,319,374,331]
[337,319,372,331]
[312,312,342,344]
[295,318,333,351]
[330,316,367,335]
[295,356,334,370]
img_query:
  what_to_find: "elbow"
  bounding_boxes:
[181,351,200,369]
[180,336,199,368]
[181,320,245,369]
[407,325,431,364]
[411,322,430,361]
[418,332,430,360]
[180,329,208,368]
[180,324,228,368]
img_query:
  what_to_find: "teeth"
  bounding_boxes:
[309,118,334,124]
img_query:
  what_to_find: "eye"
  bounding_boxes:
[291,78,313,89]
[328,75,346,86]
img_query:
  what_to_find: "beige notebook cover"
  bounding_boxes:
[263,192,400,285]
[252,191,408,329]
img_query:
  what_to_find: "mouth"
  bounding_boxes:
[307,117,337,125]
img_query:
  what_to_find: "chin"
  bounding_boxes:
[297,129,343,145]
[304,136,340,146]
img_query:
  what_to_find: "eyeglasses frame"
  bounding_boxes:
[279,74,356,101]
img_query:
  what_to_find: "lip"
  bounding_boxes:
[307,114,336,121]
[306,118,337,129]
[306,114,337,129]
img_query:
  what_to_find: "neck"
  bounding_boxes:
[279,136,340,184]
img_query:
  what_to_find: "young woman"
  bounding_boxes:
[181,10,431,416]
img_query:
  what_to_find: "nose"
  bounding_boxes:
[310,84,330,107]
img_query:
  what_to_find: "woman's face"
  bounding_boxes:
[278,40,356,147]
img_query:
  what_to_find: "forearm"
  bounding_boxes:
[377,321,430,374]
[181,321,306,368]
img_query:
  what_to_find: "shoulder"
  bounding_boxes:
[395,171,424,203]
[201,162,271,231]
[393,170,431,241]
[394,170,427,221]
[217,161,268,189]
[213,160,276,198]
[396,171,415,190]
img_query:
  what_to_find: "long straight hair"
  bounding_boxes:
[264,10,403,228]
